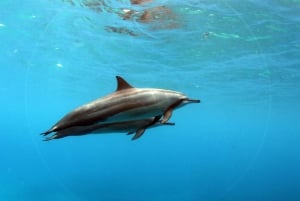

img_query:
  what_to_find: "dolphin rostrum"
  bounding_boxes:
[43,116,175,141]
[42,76,200,136]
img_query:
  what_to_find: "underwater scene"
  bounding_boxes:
[0,0,300,201]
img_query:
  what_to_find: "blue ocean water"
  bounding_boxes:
[1,0,300,200]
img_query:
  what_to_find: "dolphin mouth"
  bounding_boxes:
[185,99,200,103]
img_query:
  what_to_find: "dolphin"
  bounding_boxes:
[43,116,175,141]
[42,76,200,135]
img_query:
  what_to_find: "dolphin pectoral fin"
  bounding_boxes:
[161,108,173,124]
[127,131,134,135]
[131,128,146,140]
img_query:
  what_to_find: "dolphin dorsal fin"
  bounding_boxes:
[116,76,134,91]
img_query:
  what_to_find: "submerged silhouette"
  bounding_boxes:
[62,0,179,36]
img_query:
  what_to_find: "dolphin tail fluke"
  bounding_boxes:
[41,126,58,136]
[41,131,51,136]
[43,134,57,141]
